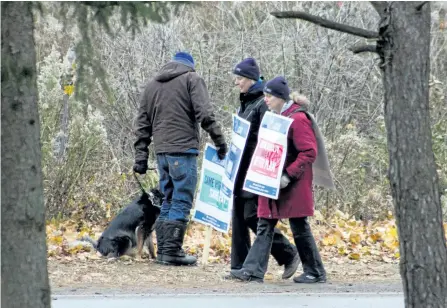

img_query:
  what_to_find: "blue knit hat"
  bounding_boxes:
[172,51,195,69]
[264,76,290,101]
[233,57,260,81]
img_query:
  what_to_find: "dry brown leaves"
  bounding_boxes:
[46,211,447,265]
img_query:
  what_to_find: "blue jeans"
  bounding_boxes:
[156,153,198,222]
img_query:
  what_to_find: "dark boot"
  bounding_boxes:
[282,253,300,279]
[155,220,165,263]
[230,269,263,283]
[160,220,197,266]
[293,272,326,283]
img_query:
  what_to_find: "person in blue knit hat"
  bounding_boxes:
[172,51,195,69]
[134,51,228,266]
[226,59,300,281]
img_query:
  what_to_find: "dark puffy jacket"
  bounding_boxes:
[233,81,268,196]
[134,62,225,161]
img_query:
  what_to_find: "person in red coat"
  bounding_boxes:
[230,76,327,283]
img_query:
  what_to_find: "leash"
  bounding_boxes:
[133,172,146,194]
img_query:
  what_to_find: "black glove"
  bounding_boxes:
[133,160,148,175]
[216,143,228,160]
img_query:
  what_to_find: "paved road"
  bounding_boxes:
[53,293,404,308]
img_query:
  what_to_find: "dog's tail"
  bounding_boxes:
[79,235,98,249]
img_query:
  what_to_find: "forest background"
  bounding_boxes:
[37,1,447,264]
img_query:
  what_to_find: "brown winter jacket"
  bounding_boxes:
[134,62,225,161]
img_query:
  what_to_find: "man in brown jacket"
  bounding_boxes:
[133,52,227,266]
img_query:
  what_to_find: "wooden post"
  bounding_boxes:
[201,225,212,266]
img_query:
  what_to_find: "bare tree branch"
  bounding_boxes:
[349,44,378,54]
[79,1,120,9]
[271,11,379,39]
[370,1,388,17]
[415,1,429,11]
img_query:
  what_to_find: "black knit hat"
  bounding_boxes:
[233,57,260,81]
[264,76,290,101]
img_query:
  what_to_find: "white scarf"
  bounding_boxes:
[272,100,294,114]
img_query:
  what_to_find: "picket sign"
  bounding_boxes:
[242,111,294,200]
[193,115,251,265]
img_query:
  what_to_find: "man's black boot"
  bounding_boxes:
[160,220,197,266]
[155,220,166,263]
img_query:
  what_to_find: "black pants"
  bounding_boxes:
[230,196,297,270]
[242,217,326,279]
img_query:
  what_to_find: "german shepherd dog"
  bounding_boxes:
[82,175,163,259]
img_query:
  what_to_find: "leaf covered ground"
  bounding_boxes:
[47,210,447,291]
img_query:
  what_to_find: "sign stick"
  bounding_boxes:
[201,225,213,266]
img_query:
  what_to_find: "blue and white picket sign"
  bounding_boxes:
[193,115,251,233]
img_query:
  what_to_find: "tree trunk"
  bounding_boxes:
[378,2,447,307]
[271,2,447,306]
[1,2,51,308]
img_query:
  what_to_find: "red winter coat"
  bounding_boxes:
[258,103,317,219]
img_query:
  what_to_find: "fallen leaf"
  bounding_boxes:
[264,273,274,280]
[349,232,362,244]
[348,253,361,261]
[322,234,339,246]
